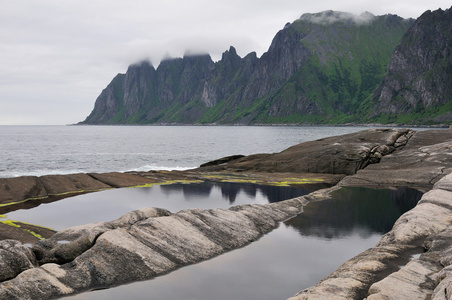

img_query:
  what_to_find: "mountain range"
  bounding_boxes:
[79,7,451,125]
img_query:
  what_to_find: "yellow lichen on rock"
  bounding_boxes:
[129,179,204,188]
[1,219,54,240]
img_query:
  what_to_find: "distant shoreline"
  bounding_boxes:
[71,122,450,128]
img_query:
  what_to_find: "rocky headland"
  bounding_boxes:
[1,127,452,299]
[79,7,452,126]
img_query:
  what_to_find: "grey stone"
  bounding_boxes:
[0,240,36,282]
[0,200,304,299]
[339,131,452,188]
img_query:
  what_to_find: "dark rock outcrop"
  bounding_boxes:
[199,154,245,167]
[198,128,452,190]
[0,172,161,209]
[0,222,55,244]
[198,128,414,175]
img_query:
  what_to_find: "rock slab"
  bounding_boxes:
[0,199,304,299]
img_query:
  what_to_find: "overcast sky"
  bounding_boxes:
[1,0,450,125]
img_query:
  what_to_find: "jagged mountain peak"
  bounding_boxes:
[182,51,212,60]
[221,46,239,59]
[126,60,155,71]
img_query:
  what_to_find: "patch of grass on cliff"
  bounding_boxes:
[370,101,452,125]
[156,103,184,122]
[164,100,205,123]
[109,107,126,124]
[235,95,272,123]
[433,101,452,118]
[264,113,326,124]
[127,109,148,124]
[198,99,231,123]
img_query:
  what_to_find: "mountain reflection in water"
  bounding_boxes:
[159,181,325,204]
[4,181,318,231]
[286,187,423,239]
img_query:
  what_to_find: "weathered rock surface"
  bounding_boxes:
[0,199,303,299]
[0,174,110,207]
[0,222,55,244]
[197,128,414,175]
[340,129,452,188]
[0,176,48,205]
[0,240,37,282]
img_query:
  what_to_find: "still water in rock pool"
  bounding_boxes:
[5,182,422,299]
[5,181,318,230]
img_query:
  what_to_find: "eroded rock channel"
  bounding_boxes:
[1,128,452,299]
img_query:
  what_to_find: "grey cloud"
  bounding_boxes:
[299,10,377,25]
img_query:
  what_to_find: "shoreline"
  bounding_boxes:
[71,122,451,128]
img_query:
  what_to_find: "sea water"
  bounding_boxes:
[0,125,376,178]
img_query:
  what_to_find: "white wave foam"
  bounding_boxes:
[128,165,196,172]
[0,165,197,178]
[1,169,86,178]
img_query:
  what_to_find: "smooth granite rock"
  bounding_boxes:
[0,199,304,299]
[38,173,112,196]
[0,172,174,213]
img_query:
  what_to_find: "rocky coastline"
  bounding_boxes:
[1,128,452,299]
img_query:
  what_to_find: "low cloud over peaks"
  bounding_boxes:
[299,10,377,25]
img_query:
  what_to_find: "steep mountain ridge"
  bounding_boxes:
[80,11,416,125]
[251,12,411,124]
[370,7,452,124]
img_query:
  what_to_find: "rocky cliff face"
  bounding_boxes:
[371,7,452,124]
[80,11,414,125]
